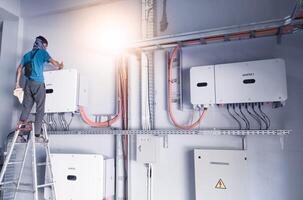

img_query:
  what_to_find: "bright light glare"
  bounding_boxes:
[99,26,130,55]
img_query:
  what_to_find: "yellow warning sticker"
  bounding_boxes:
[215,179,227,189]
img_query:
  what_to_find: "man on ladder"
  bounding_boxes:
[15,36,64,137]
[0,36,63,199]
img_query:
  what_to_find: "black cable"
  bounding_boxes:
[58,113,64,131]
[43,118,51,131]
[233,104,248,130]
[227,104,241,130]
[51,114,58,131]
[246,103,262,130]
[67,113,74,131]
[252,103,268,130]
[239,104,250,130]
[295,24,303,30]
[61,113,68,131]
[258,103,271,129]
[46,114,53,131]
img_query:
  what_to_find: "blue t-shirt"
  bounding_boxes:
[20,49,51,83]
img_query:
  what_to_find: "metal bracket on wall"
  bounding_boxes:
[49,129,291,136]
[132,0,303,51]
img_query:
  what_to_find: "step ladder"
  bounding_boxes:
[0,122,56,200]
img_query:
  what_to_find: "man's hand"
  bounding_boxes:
[16,83,21,89]
[58,62,64,70]
[49,58,64,70]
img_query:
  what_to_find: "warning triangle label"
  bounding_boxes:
[215,179,227,189]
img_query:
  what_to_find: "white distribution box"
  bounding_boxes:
[44,69,79,113]
[46,154,104,200]
[215,59,287,104]
[190,65,216,105]
[194,149,248,200]
[136,135,159,163]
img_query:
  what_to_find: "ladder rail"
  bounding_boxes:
[0,130,20,182]
[31,125,39,200]
[43,124,57,200]
[13,141,31,200]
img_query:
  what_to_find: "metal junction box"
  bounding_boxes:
[194,149,248,200]
[215,58,287,104]
[46,154,104,200]
[190,65,216,105]
[136,135,159,163]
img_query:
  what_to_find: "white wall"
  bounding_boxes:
[2,0,303,200]
[0,20,19,148]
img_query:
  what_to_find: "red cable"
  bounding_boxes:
[167,46,207,129]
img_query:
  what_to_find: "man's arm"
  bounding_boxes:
[15,64,23,88]
[49,58,64,70]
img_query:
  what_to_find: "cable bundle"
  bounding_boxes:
[167,46,207,129]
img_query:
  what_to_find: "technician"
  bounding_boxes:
[15,36,64,137]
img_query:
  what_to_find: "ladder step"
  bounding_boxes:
[0,187,34,193]
[0,180,17,186]
[37,162,50,166]
[8,161,23,165]
[37,182,54,188]
[19,182,33,186]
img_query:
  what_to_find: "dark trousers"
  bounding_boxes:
[19,79,46,135]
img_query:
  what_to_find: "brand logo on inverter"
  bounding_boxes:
[242,73,254,77]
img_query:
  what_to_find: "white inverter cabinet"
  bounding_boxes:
[215,58,287,104]
[190,65,216,105]
[45,154,104,200]
[190,58,287,105]
[31,69,79,113]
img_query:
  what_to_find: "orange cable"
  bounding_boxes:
[79,61,124,128]
[167,46,207,129]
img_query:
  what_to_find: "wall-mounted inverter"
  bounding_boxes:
[190,65,216,105]
[215,58,287,104]
[45,154,104,200]
[31,69,79,113]
[190,58,287,105]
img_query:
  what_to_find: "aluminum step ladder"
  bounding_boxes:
[0,122,56,200]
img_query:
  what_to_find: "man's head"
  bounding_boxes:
[33,35,48,50]
[36,36,48,47]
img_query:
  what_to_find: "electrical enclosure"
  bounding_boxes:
[190,65,216,105]
[215,58,287,104]
[33,69,79,113]
[190,58,287,105]
[136,135,159,163]
[46,154,104,200]
[194,149,248,200]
